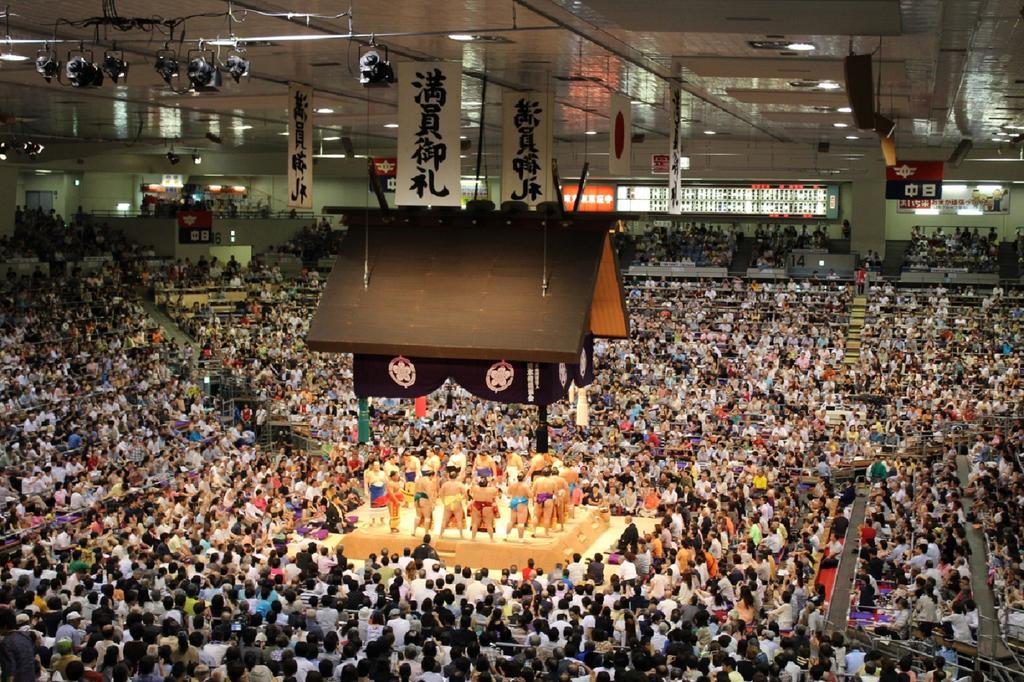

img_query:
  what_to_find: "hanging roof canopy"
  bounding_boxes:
[306,210,629,364]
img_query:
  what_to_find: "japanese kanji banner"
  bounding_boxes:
[396,62,462,207]
[500,90,554,207]
[608,93,632,176]
[287,82,313,209]
[668,85,685,214]
[885,160,944,200]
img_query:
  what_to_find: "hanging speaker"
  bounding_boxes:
[631,132,646,143]
[341,137,355,156]
[844,54,875,130]
[817,141,830,154]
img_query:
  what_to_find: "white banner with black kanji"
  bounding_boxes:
[396,62,462,207]
[287,82,313,209]
[500,90,554,207]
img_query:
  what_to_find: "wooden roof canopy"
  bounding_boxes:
[306,209,630,364]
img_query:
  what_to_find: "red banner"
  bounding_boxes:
[177,211,212,230]
[885,161,944,181]
[414,396,427,418]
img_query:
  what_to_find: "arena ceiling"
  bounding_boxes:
[0,0,1018,174]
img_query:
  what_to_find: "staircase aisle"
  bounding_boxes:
[843,295,866,368]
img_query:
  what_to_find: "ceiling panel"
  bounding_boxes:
[0,0,1013,166]
[582,0,903,35]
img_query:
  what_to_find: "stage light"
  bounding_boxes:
[192,152,202,165]
[166,151,180,165]
[359,47,395,87]
[66,54,103,88]
[22,141,43,159]
[35,48,60,82]
[223,54,249,83]
[187,52,220,90]
[101,51,129,83]
[154,50,179,84]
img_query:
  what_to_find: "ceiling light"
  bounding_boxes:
[101,51,129,83]
[35,48,60,82]
[833,122,849,128]
[223,54,249,83]
[992,138,1005,142]
[585,130,598,135]
[383,123,399,128]
[0,41,27,61]
[154,50,179,84]
[459,135,468,140]
[66,54,103,88]
[166,151,180,165]
[704,130,717,135]
[818,81,841,90]
[0,142,7,161]
[187,52,221,90]
[786,42,816,51]
[845,135,859,140]
[323,136,340,141]
[464,101,482,107]
[359,46,395,87]
[315,108,335,114]
[448,33,475,41]
[192,152,202,165]
[630,99,643,105]
[234,125,253,130]
[277,131,290,136]
[837,106,852,113]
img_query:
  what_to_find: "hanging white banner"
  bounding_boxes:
[396,62,462,207]
[668,86,685,215]
[608,93,632,176]
[501,90,554,207]
[287,82,313,209]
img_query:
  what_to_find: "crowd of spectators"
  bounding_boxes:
[0,238,1021,682]
[268,221,346,265]
[630,224,738,268]
[903,227,998,273]
[750,225,829,270]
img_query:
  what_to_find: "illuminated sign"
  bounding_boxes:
[561,185,616,212]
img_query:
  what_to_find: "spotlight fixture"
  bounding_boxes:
[192,151,202,165]
[0,142,7,161]
[35,47,61,83]
[21,141,43,159]
[358,45,395,87]
[101,50,129,84]
[222,53,249,83]
[166,150,180,165]
[154,49,179,85]
[65,51,103,88]
[187,50,221,91]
